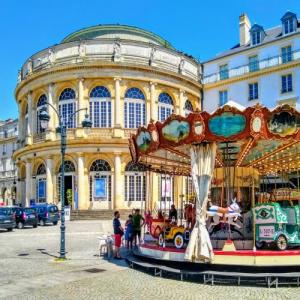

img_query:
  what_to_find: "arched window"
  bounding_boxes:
[184,100,194,116]
[59,161,75,173]
[89,159,112,202]
[59,88,76,128]
[124,162,146,202]
[158,92,174,122]
[89,86,111,128]
[36,94,47,133]
[36,163,46,203]
[36,163,46,175]
[124,88,146,128]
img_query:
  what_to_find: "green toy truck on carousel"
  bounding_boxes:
[253,202,300,250]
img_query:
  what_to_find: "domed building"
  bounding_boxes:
[14,24,201,212]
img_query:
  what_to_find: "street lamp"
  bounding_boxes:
[39,104,92,259]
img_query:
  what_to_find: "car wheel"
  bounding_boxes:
[40,219,45,226]
[158,232,164,247]
[255,241,265,250]
[53,221,58,226]
[276,235,288,251]
[174,233,184,249]
[33,224,37,228]
[7,228,13,232]
[17,222,24,229]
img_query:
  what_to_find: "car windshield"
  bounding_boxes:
[24,208,36,214]
[48,206,58,213]
[0,208,12,215]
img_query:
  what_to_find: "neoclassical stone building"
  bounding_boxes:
[14,25,201,210]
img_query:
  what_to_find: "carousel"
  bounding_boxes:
[128,102,300,273]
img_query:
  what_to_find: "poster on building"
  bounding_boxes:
[38,180,46,199]
[95,178,106,198]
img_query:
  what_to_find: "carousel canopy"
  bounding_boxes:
[129,104,300,176]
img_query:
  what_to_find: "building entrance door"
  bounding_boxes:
[64,175,73,207]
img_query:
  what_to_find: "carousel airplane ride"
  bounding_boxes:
[129,103,300,271]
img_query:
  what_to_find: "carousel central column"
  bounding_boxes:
[46,156,54,204]
[114,153,123,209]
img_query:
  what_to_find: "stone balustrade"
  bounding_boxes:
[18,39,201,84]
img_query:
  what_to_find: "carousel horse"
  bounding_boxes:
[207,199,242,230]
[184,203,196,229]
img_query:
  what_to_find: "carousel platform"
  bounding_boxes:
[125,248,300,287]
[134,242,300,272]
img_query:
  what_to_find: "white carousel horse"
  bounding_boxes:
[207,199,242,229]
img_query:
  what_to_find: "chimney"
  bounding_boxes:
[239,13,251,46]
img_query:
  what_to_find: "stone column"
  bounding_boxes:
[149,82,157,121]
[26,92,33,145]
[25,160,32,207]
[78,78,85,126]
[46,156,54,204]
[114,153,123,209]
[114,78,122,128]
[77,153,88,209]
[179,89,186,116]
[46,83,56,141]
[16,164,22,205]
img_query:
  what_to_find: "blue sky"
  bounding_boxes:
[0,0,299,120]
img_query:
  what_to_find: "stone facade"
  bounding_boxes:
[203,12,300,111]
[0,119,18,205]
[14,25,201,209]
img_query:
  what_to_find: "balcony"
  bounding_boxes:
[203,49,300,84]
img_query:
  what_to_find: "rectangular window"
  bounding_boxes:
[284,19,294,34]
[249,83,259,100]
[281,74,293,93]
[249,55,259,72]
[219,64,229,80]
[252,31,261,45]
[219,90,228,106]
[281,46,292,63]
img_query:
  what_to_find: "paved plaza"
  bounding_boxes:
[0,221,299,300]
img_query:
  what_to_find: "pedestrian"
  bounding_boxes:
[169,204,178,223]
[113,211,124,259]
[132,209,145,246]
[125,214,133,250]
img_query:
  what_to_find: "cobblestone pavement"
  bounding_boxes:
[1,221,300,300]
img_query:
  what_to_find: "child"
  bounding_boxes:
[125,215,133,250]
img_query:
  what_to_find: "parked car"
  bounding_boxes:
[12,207,38,229]
[0,207,16,231]
[31,204,60,226]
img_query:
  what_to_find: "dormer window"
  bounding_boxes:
[252,31,261,45]
[250,24,265,46]
[281,12,297,35]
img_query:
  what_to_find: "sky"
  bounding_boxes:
[0,0,299,120]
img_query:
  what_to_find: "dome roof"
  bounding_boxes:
[61,24,174,49]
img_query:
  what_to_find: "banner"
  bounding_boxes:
[38,180,46,199]
[95,178,106,198]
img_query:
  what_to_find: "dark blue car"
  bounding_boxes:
[31,204,60,226]
[0,207,16,231]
